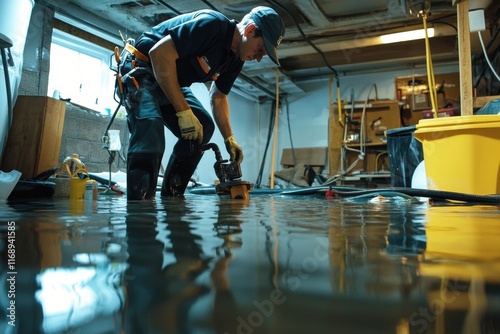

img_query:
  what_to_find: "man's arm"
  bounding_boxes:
[149,35,203,142]
[149,35,189,111]
[210,82,243,163]
[210,82,232,139]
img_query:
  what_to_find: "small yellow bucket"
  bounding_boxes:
[414,115,500,195]
[69,169,88,200]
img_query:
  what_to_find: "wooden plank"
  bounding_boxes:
[37,98,66,175]
[1,97,44,177]
[473,95,500,109]
[456,0,474,115]
[280,36,457,70]
[328,104,343,176]
[280,147,328,168]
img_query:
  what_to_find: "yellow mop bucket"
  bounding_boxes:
[414,115,500,195]
[70,169,89,200]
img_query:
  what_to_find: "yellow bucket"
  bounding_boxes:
[414,115,500,195]
[69,169,88,200]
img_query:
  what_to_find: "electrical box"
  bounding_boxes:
[469,9,485,32]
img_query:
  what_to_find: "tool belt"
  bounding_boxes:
[114,41,153,96]
[124,43,149,63]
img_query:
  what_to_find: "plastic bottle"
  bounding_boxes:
[57,154,87,178]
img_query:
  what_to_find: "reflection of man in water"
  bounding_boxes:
[125,200,206,332]
[211,201,246,333]
[124,199,243,332]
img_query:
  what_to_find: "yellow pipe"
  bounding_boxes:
[337,82,344,126]
[423,14,439,118]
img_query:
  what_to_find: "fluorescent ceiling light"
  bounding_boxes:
[380,28,434,44]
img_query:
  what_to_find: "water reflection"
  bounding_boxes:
[0,195,499,333]
[124,198,251,333]
[125,199,207,333]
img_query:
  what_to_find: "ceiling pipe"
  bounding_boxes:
[290,58,460,83]
[277,23,457,58]
[238,72,279,98]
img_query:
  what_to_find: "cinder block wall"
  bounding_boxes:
[58,103,129,174]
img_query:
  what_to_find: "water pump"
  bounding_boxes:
[202,143,252,199]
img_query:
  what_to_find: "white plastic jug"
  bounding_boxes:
[0,170,22,200]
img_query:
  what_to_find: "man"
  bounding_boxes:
[118,6,285,200]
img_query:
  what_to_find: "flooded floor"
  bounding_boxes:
[1,191,500,334]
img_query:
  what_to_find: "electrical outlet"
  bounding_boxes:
[469,9,486,32]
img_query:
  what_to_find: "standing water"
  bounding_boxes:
[1,193,499,333]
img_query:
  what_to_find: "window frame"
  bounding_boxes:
[48,29,118,115]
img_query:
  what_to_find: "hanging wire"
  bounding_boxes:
[265,0,339,79]
[269,69,280,189]
[284,96,296,167]
[1,47,13,130]
[255,101,276,188]
[474,27,500,88]
[478,31,500,82]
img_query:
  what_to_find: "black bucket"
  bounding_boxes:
[386,125,424,188]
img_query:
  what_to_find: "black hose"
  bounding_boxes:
[89,173,117,187]
[255,100,276,187]
[103,99,123,138]
[265,0,339,78]
[284,96,297,167]
[2,47,12,130]
[326,186,500,204]
[202,143,223,162]
[474,27,500,89]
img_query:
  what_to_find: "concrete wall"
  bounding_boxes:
[18,3,53,96]
[0,0,39,162]
[59,103,128,174]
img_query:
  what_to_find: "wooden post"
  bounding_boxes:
[455,0,474,115]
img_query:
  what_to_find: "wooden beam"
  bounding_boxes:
[280,36,457,70]
[456,0,474,115]
[473,95,500,109]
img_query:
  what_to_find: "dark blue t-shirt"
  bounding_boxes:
[135,10,243,95]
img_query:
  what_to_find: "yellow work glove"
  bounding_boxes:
[176,108,203,143]
[224,135,243,164]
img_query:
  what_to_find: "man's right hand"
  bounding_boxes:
[176,108,203,143]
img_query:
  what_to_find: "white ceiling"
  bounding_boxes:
[38,0,499,100]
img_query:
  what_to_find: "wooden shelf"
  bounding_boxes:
[329,100,401,177]
[346,141,387,148]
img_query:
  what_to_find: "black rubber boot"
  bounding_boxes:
[127,153,161,200]
[161,153,202,197]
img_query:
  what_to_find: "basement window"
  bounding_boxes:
[48,29,118,115]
